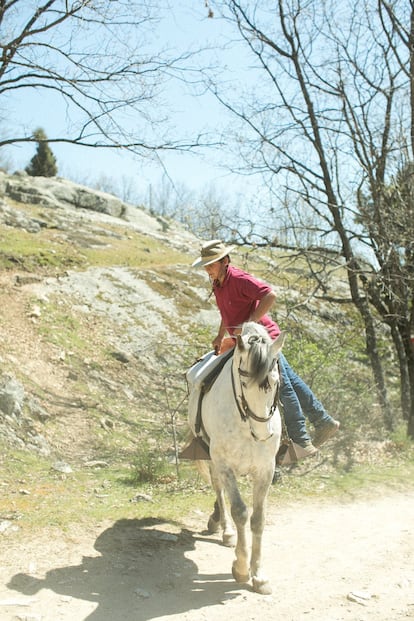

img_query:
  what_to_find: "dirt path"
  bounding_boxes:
[1,490,413,621]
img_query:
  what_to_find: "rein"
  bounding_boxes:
[231,358,280,427]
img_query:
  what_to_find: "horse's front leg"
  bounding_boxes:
[219,467,250,584]
[250,468,274,594]
[208,466,236,547]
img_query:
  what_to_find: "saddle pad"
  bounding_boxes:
[200,347,234,393]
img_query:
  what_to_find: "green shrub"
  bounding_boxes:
[130,442,171,484]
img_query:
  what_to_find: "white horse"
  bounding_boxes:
[186,322,285,595]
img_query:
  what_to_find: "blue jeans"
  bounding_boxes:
[278,353,332,445]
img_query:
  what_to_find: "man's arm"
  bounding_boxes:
[249,290,277,322]
[212,319,227,353]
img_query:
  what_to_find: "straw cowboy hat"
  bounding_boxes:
[192,239,236,268]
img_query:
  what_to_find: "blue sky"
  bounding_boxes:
[4,4,261,206]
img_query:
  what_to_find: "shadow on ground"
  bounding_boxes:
[7,517,243,620]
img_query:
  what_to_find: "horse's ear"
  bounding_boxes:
[271,331,287,355]
[237,334,245,350]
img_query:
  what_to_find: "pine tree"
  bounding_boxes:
[25,128,58,177]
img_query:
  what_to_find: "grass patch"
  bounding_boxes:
[2,443,414,541]
[0,446,214,534]
[0,206,188,275]
[270,448,414,504]
[82,233,189,269]
[37,302,87,351]
[0,228,85,272]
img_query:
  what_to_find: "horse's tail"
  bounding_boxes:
[195,460,211,484]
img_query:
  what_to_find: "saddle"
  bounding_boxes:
[179,348,234,461]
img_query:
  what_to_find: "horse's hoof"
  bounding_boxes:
[207,517,220,534]
[232,562,250,583]
[223,532,236,547]
[252,577,272,595]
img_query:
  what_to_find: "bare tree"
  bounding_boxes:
[145,177,237,239]
[205,0,414,436]
[0,1,205,156]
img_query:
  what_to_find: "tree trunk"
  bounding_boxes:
[407,334,414,438]
[388,324,411,421]
[345,254,394,429]
[356,297,394,430]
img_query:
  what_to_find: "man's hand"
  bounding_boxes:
[212,335,223,354]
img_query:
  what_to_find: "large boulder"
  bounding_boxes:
[0,170,126,217]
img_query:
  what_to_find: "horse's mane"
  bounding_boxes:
[241,322,273,386]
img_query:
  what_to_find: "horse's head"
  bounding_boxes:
[235,322,286,389]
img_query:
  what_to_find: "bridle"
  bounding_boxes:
[231,356,281,439]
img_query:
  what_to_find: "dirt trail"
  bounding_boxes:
[1,489,413,621]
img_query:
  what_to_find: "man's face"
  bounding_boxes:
[204,259,225,281]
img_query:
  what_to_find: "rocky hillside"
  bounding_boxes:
[0,170,212,463]
[0,170,392,471]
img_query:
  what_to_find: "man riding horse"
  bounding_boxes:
[191,239,340,457]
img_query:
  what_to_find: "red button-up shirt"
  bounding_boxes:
[213,265,281,339]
